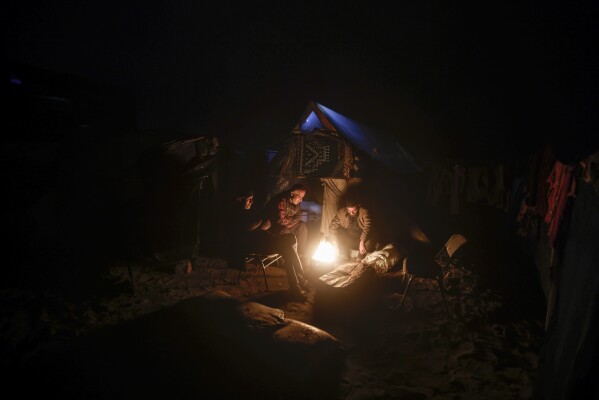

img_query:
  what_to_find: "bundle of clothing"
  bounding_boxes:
[318,243,403,289]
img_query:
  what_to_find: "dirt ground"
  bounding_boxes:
[0,204,547,399]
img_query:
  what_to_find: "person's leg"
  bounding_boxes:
[282,221,307,258]
[338,229,361,259]
[253,232,307,296]
[294,221,308,257]
[281,248,307,290]
[336,229,351,259]
[274,234,307,292]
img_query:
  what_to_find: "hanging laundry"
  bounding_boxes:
[544,161,576,248]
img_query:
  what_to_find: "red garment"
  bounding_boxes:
[534,145,554,217]
[264,190,303,234]
[544,161,576,248]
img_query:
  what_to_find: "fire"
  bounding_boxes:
[312,239,338,264]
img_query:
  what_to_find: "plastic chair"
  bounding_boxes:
[238,253,283,291]
[396,234,468,319]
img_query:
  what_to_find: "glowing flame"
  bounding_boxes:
[312,239,338,264]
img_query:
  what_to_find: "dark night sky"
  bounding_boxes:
[2,0,598,160]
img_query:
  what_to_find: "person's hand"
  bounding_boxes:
[359,240,367,255]
[260,219,272,230]
[249,219,262,231]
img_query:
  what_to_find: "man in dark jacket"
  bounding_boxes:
[328,198,377,260]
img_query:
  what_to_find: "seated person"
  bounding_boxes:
[263,183,308,261]
[226,189,310,300]
[328,198,378,260]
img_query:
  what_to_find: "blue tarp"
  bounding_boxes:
[299,102,421,174]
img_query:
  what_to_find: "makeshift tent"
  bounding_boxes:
[294,101,421,176]
[268,100,422,242]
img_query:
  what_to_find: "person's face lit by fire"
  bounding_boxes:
[290,189,306,206]
[346,206,358,216]
[244,195,254,210]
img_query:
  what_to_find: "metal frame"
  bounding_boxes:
[239,253,283,291]
[397,234,468,320]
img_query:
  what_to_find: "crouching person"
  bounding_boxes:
[328,198,378,261]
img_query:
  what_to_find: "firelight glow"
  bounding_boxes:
[312,239,338,264]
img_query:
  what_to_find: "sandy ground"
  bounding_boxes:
[1,250,545,399]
